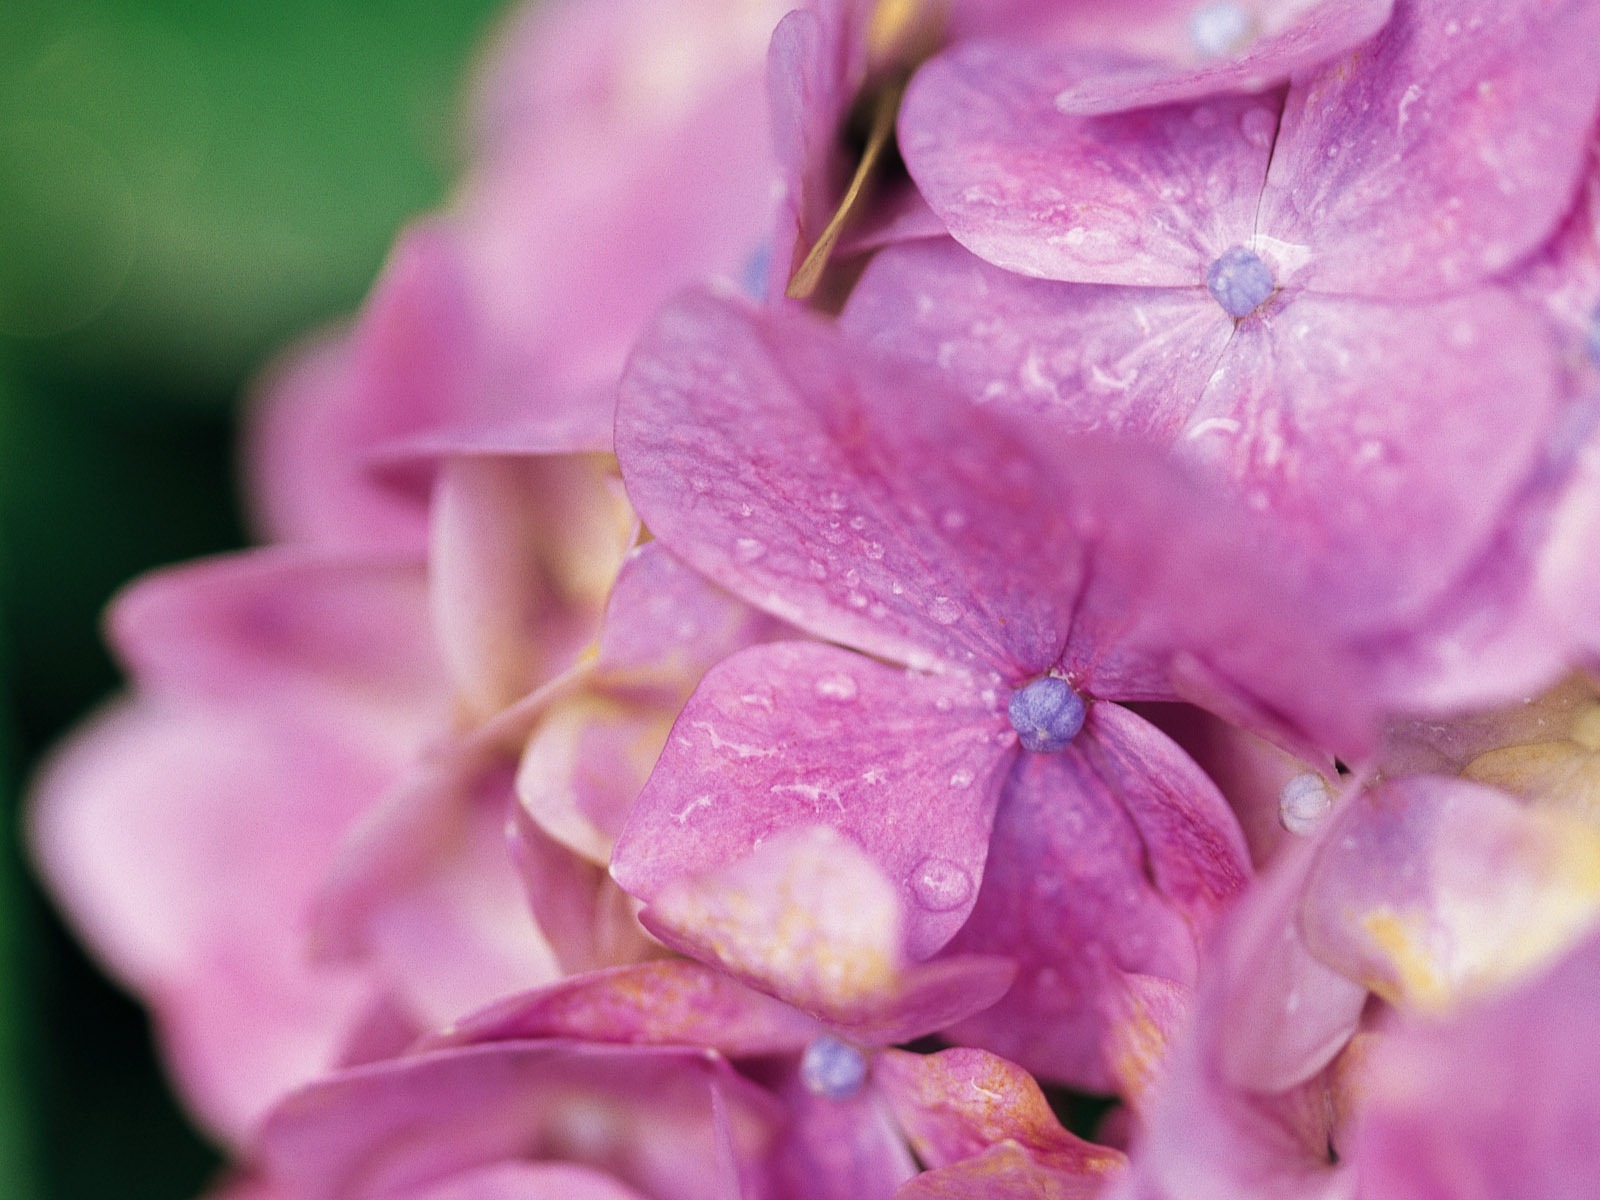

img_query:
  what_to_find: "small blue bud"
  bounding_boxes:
[1007,676,1087,753]
[1206,246,1275,319]
[800,1035,869,1099]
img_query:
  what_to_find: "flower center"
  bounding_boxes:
[1007,676,1087,753]
[1279,772,1333,835]
[1189,2,1254,58]
[1206,246,1276,318]
[800,1035,869,1099]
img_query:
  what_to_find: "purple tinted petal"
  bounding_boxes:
[403,1162,649,1200]
[841,239,1232,439]
[772,1073,917,1200]
[1259,0,1600,297]
[611,641,1010,962]
[944,705,1248,1089]
[258,1043,780,1200]
[432,961,819,1057]
[1187,291,1561,624]
[898,43,1276,284]
[1054,0,1394,115]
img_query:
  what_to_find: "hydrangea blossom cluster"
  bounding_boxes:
[29,0,1600,1196]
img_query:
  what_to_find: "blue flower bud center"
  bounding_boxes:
[1206,246,1275,319]
[800,1035,869,1099]
[1007,676,1087,753]
[1189,2,1254,58]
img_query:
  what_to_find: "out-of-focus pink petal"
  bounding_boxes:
[944,705,1248,1089]
[431,960,819,1057]
[876,1047,1125,1179]
[1258,0,1600,298]
[898,44,1275,284]
[315,753,562,1032]
[1187,291,1561,624]
[630,825,1015,1041]
[402,1162,649,1200]
[1351,926,1600,1200]
[1541,424,1600,653]
[258,1043,781,1200]
[429,454,633,717]
[611,641,1011,962]
[109,551,444,746]
[842,239,1231,438]
[243,329,429,553]
[898,1142,1107,1200]
[30,702,387,1143]
[1300,776,1600,1011]
[773,1076,916,1200]
[1052,1,1394,115]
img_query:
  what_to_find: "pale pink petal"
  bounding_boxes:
[1259,0,1600,297]
[1185,291,1562,624]
[943,705,1248,1089]
[402,1162,648,1200]
[773,1077,917,1200]
[629,825,1015,1041]
[610,641,1011,963]
[898,1143,1108,1200]
[258,1043,781,1200]
[432,960,817,1056]
[429,454,634,717]
[842,239,1232,438]
[898,44,1276,284]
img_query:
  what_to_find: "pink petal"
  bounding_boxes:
[897,1143,1109,1200]
[1259,0,1600,297]
[258,1043,781,1200]
[875,1047,1125,1177]
[842,239,1232,439]
[943,704,1248,1089]
[610,641,1011,963]
[897,43,1276,284]
[29,701,389,1143]
[402,1162,649,1200]
[1053,1,1394,115]
[1351,925,1600,1200]
[431,960,819,1057]
[1186,290,1562,625]
[772,1076,917,1200]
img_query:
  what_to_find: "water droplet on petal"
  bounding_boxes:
[1240,106,1277,149]
[814,673,859,702]
[734,537,767,563]
[1206,246,1275,319]
[1189,1,1253,58]
[928,596,962,625]
[911,856,975,912]
[801,1036,869,1099]
[1007,677,1087,753]
[949,768,975,789]
[1279,772,1333,835]
[808,559,829,580]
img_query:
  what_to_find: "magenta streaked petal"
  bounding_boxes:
[875,1047,1125,1178]
[944,705,1248,1089]
[1259,0,1600,297]
[1187,291,1561,624]
[628,824,1014,1039]
[842,239,1231,438]
[898,43,1275,284]
[258,1042,781,1200]
[610,641,1011,962]
[431,960,819,1057]
[1053,1,1394,115]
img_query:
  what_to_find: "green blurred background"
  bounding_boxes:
[0,1,504,1194]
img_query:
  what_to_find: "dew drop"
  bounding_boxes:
[863,540,886,561]
[940,508,969,532]
[1279,772,1333,835]
[911,856,975,912]
[928,596,962,625]
[808,559,829,580]
[1189,1,1253,58]
[801,1036,869,1099]
[1239,106,1277,149]
[734,537,767,563]
[1007,677,1087,753]
[949,768,975,789]
[814,673,859,702]
[1206,246,1275,319]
